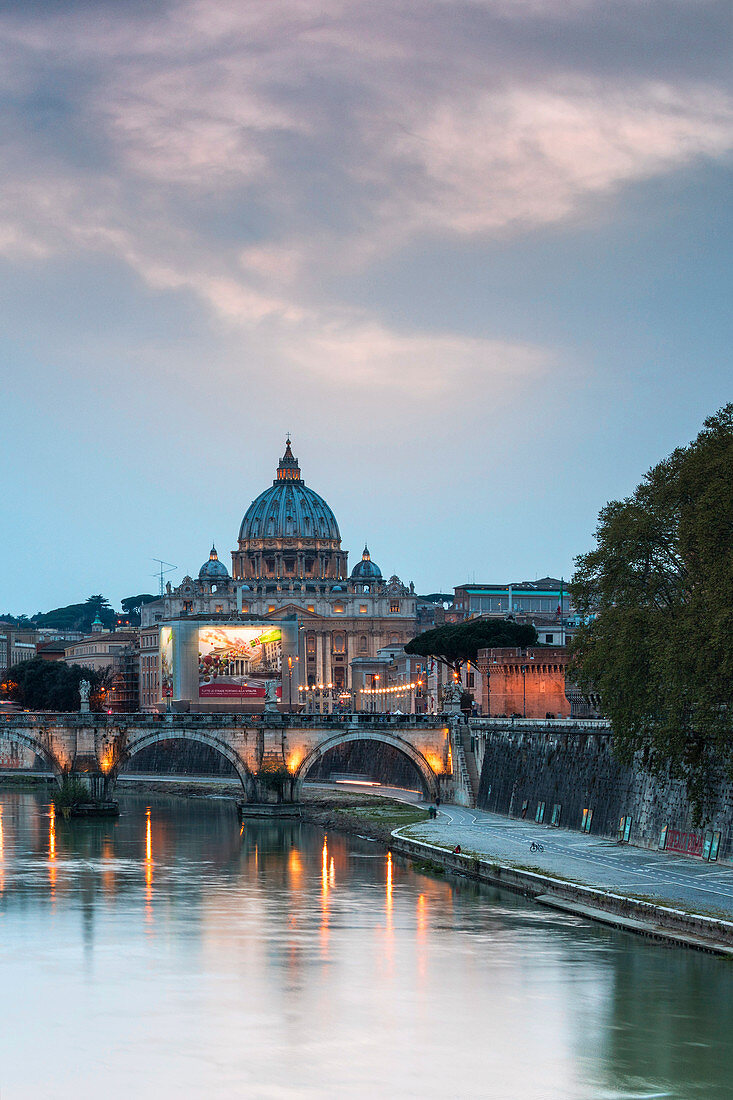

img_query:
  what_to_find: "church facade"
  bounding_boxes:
[140,440,420,708]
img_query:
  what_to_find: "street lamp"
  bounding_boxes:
[287,655,299,712]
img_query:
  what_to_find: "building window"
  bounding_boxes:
[359,635,367,651]
[360,604,367,613]
[307,605,315,613]
[183,601,193,613]
[333,634,345,653]
[390,600,400,613]
[467,672,475,688]
[241,603,249,612]
[545,634,554,643]
[215,604,224,614]
[306,634,316,655]
[268,605,276,613]
[333,603,344,613]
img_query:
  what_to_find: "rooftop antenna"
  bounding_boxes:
[152,558,177,597]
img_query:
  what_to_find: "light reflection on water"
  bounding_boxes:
[0,789,730,1099]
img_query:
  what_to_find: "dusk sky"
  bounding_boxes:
[1,0,731,613]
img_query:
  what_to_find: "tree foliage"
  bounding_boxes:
[405,618,538,674]
[33,596,116,633]
[571,404,733,774]
[120,594,157,626]
[0,613,34,627]
[2,659,111,712]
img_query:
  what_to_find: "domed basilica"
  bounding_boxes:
[141,440,419,705]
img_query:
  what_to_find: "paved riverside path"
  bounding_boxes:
[398,804,733,920]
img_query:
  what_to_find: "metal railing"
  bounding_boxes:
[469,716,611,733]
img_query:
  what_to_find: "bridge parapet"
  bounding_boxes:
[1,711,448,730]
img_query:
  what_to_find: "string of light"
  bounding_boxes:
[359,680,424,695]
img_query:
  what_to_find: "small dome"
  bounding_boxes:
[351,545,382,580]
[199,545,229,580]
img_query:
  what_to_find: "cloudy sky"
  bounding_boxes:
[1,0,731,612]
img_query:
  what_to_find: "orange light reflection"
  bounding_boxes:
[320,836,329,955]
[288,847,303,888]
[386,850,393,914]
[48,804,57,898]
[144,808,153,923]
[102,835,114,897]
[383,851,394,972]
[49,804,56,860]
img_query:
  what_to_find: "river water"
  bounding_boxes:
[0,789,730,1099]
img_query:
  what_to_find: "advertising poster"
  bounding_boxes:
[160,626,174,698]
[198,625,283,698]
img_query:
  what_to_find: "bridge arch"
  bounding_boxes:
[292,729,438,801]
[0,726,63,779]
[114,728,256,799]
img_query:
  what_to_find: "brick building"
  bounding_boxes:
[475,646,571,718]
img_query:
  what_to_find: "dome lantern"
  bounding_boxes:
[276,437,301,482]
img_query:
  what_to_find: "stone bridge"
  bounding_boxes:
[0,713,455,803]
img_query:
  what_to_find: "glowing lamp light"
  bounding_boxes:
[287,750,305,773]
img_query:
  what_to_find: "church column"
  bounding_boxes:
[323,634,332,713]
[324,635,332,688]
[316,629,324,686]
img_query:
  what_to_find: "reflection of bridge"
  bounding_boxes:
[0,714,455,803]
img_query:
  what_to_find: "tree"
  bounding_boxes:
[0,613,33,627]
[33,596,116,633]
[571,404,733,775]
[120,594,157,626]
[405,618,538,677]
[2,659,111,712]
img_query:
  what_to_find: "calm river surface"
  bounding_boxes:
[0,789,731,1099]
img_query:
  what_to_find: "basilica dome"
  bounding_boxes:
[199,545,229,579]
[238,440,340,542]
[350,545,382,580]
[232,440,348,583]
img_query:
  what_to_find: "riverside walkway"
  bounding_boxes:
[398,803,733,921]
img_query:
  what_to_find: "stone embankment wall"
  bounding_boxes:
[473,722,733,863]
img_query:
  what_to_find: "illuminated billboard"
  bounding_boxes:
[197,625,283,699]
[160,626,174,698]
